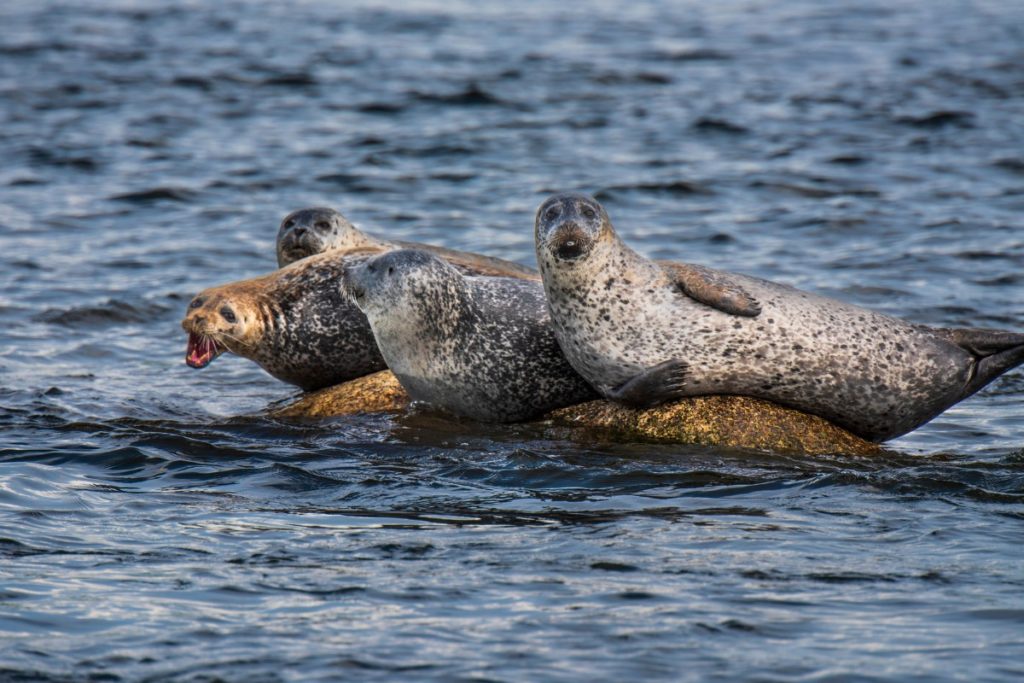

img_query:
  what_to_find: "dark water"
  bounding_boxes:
[2,0,1023,680]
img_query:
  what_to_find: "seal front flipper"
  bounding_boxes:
[661,262,762,317]
[605,359,691,409]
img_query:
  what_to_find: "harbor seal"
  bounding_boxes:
[534,192,1024,442]
[276,206,539,280]
[183,250,384,391]
[343,249,598,422]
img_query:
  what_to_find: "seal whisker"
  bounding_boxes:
[217,331,251,350]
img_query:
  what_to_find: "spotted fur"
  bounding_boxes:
[183,250,385,391]
[345,250,598,422]
[535,192,1024,442]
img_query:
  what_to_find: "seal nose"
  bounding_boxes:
[292,226,307,239]
[550,222,589,261]
[182,313,206,333]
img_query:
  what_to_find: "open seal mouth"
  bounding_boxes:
[185,333,223,369]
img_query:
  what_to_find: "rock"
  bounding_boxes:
[269,370,881,456]
[271,370,410,418]
[545,396,880,456]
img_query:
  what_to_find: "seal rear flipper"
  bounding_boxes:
[605,359,690,409]
[931,326,1024,398]
[934,327,1024,357]
[662,262,762,317]
[958,339,1024,400]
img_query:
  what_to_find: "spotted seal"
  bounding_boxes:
[183,250,384,391]
[534,192,1024,442]
[276,206,538,280]
[184,229,537,392]
[343,249,598,422]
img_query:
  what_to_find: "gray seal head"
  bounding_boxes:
[276,207,384,267]
[276,206,541,280]
[535,192,1024,442]
[344,249,597,423]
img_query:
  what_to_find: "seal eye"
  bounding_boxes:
[220,306,237,323]
[581,206,596,219]
[190,298,203,309]
[314,221,331,232]
[283,219,295,230]
[545,206,560,222]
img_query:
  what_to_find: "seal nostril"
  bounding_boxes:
[556,238,585,260]
[293,227,307,238]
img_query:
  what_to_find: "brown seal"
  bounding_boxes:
[183,250,384,391]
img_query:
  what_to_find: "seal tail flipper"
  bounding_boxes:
[935,327,1024,398]
[605,358,690,409]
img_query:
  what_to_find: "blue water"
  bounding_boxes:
[1,1,1023,680]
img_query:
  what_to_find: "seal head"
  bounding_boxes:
[345,249,597,422]
[343,250,454,328]
[535,192,611,263]
[182,288,264,369]
[276,207,383,267]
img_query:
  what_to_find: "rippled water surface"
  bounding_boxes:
[2,1,1023,680]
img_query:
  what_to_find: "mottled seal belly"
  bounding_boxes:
[534,192,1024,442]
[343,249,597,422]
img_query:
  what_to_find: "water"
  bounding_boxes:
[1,0,1023,680]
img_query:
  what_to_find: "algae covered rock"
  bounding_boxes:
[545,396,880,456]
[269,370,880,456]
[271,370,410,418]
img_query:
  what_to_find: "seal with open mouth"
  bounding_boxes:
[534,192,1024,442]
[182,250,384,391]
